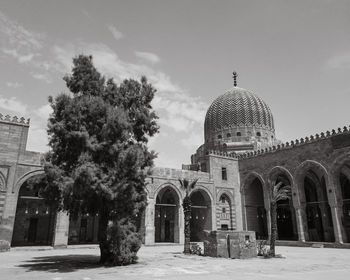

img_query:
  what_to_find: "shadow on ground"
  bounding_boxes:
[18,254,101,273]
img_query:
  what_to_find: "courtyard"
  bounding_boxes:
[0,245,349,280]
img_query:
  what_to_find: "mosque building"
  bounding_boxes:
[0,74,350,247]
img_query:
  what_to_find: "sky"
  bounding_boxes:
[0,0,350,168]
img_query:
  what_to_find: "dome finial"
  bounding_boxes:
[232,71,238,87]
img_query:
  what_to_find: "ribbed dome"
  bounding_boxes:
[204,87,274,139]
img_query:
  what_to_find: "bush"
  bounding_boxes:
[106,219,142,266]
[190,243,203,256]
[0,240,10,252]
[257,239,269,256]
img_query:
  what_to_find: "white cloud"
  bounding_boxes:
[26,125,49,152]
[26,104,52,152]
[135,51,160,64]
[180,132,203,149]
[52,42,207,149]
[35,104,52,120]
[0,94,27,114]
[107,24,124,40]
[6,81,22,88]
[2,48,36,64]
[327,53,350,69]
[52,43,182,93]
[0,10,43,50]
[31,72,52,83]
[0,10,43,65]
[152,91,208,132]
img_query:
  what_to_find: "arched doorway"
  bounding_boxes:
[273,174,298,240]
[218,194,233,230]
[339,166,350,242]
[68,214,99,245]
[303,170,334,242]
[244,177,268,239]
[190,189,212,241]
[154,186,180,243]
[12,179,56,246]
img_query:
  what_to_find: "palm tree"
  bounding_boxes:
[178,178,198,254]
[269,181,291,257]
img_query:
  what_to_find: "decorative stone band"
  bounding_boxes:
[223,142,254,151]
[210,123,275,133]
[0,113,30,126]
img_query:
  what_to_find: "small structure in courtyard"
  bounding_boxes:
[203,230,257,259]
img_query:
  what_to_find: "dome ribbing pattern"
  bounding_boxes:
[204,87,274,139]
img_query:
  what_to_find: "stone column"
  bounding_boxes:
[295,207,306,242]
[327,176,344,244]
[144,198,155,245]
[179,205,184,245]
[53,211,69,248]
[266,208,271,240]
[330,205,344,243]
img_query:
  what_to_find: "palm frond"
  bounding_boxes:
[272,182,291,203]
[178,178,189,189]
[189,178,198,190]
[178,179,184,188]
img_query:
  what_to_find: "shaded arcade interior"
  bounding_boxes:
[244,174,298,241]
[244,177,268,240]
[12,180,56,246]
[154,187,180,243]
[301,168,334,242]
[338,163,350,242]
[190,190,212,241]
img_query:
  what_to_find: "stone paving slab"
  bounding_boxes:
[0,245,350,280]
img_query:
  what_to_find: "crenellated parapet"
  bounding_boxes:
[237,125,350,160]
[0,113,30,126]
[207,150,239,159]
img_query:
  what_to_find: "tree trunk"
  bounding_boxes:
[98,212,110,264]
[270,202,277,257]
[183,197,191,254]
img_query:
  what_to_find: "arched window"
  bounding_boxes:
[218,135,222,139]
[236,132,241,136]
[226,133,231,138]
[256,132,261,137]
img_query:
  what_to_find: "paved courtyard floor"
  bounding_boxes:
[0,245,350,280]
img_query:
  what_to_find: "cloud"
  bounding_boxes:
[6,81,22,88]
[107,24,123,40]
[327,53,350,69]
[0,10,43,50]
[152,91,208,132]
[180,132,203,149]
[31,72,52,83]
[2,48,36,63]
[51,41,207,147]
[0,10,43,65]
[35,104,52,120]
[52,43,182,93]
[0,94,27,114]
[135,51,160,64]
[26,103,52,152]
